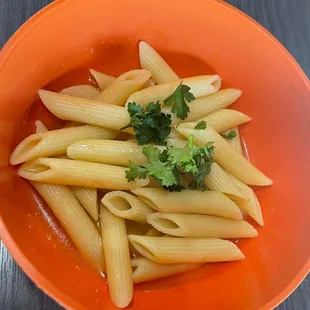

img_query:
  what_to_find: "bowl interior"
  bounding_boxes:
[0,0,309,309]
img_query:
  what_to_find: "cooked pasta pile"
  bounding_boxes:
[11,41,272,308]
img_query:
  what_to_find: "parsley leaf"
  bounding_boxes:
[143,146,178,187]
[163,82,196,120]
[194,121,207,130]
[121,102,172,145]
[125,161,147,181]
[125,135,215,192]
[221,130,237,140]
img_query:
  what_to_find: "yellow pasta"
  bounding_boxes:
[67,140,147,166]
[168,129,186,140]
[95,70,151,106]
[35,120,48,133]
[100,206,133,308]
[222,126,243,154]
[60,85,101,99]
[128,235,245,264]
[126,75,221,108]
[131,188,242,220]
[139,41,179,84]
[10,125,117,165]
[71,186,98,221]
[145,227,163,237]
[32,181,104,270]
[196,109,251,132]
[226,171,264,226]
[176,123,272,186]
[174,89,242,123]
[18,158,149,190]
[204,163,248,200]
[143,79,156,88]
[102,191,154,223]
[147,213,257,238]
[90,69,116,90]
[131,257,200,283]
[38,90,131,132]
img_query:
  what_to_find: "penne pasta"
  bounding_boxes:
[71,186,98,221]
[100,206,133,308]
[95,70,152,106]
[168,129,186,140]
[126,221,151,236]
[131,188,242,220]
[173,89,242,123]
[145,227,163,237]
[205,163,248,200]
[128,235,245,264]
[67,140,147,166]
[196,109,251,133]
[63,121,82,128]
[147,213,257,238]
[102,191,154,223]
[18,158,149,190]
[176,123,273,186]
[35,120,48,133]
[126,75,221,108]
[131,257,200,283]
[60,85,101,99]
[38,90,131,132]
[31,181,104,270]
[143,79,156,88]
[139,41,179,84]
[10,125,117,165]
[90,69,116,90]
[222,126,243,154]
[226,171,264,226]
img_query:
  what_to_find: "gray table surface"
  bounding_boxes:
[0,0,309,309]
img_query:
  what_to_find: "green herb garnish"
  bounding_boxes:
[125,135,214,191]
[121,102,171,145]
[163,82,195,120]
[221,130,237,140]
[194,121,207,130]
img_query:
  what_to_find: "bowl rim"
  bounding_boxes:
[0,0,309,309]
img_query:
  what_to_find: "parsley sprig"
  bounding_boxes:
[121,102,171,145]
[163,82,196,120]
[221,130,237,140]
[125,135,214,191]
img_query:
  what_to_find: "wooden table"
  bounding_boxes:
[0,0,309,309]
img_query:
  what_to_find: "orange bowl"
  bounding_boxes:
[0,0,309,309]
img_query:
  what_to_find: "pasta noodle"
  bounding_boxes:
[131,187,242,220]
[71,186,99,221]
[60,85,101,99]
[35,120,48,133]
[226,171,264,226]
[176,123,273,186]
[126,75,221,108]
[204,163,248,200]
[139,41,179,84]
[102,191,154,223]
[196,109,251,132]
[100,206,133,308]
[67,140,147,166]
[31,181,105,270]
[147,213,257,238]
[173,89,242,123]
[90,69,116,90]
[128,235,245,264]
[38,90,132,132]
[131,257,200,283]
[95,69,152,106]
[10,125,117,165]
[18,158,149,190]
